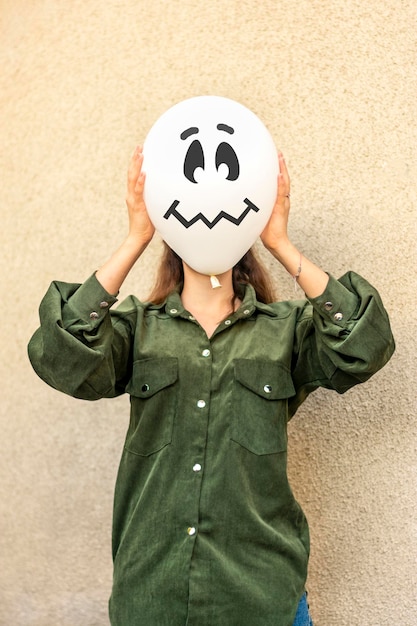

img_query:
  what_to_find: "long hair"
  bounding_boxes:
[147,243,276,304]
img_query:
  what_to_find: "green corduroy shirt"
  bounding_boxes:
[28,271,394,626]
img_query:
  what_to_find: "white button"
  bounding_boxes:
[170,308,178,314]
[334,312,343,321]
[202,349,210,357]
[224,320,231,325]
[197,400,206,408]
[187,526,196,536]
[193,463,202,472]
[189,315,195,320]
[264,384,272,393]
[243,309,250,315]
[99,301,109,308]
[324,301,333,311]
[89,311,99,320]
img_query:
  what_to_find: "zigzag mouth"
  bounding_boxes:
[163,198,260,230]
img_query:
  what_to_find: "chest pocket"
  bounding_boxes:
[124,357,178,456]
[231,359,295,455]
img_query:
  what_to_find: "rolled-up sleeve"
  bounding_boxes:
[289,272,395,414]
[28,274,135,400]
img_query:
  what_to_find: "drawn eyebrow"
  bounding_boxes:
[217,123,234,135]
[180,127,199,140]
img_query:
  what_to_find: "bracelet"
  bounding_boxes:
[292,253,302,290]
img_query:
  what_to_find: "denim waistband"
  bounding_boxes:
[292,592,313,626]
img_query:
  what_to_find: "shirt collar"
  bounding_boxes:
[163,284,278,320]
[239,284,278,318]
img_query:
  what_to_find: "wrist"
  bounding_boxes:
[267,239,304,283]
[96,235,149,296]
[265,237,296,263]
[125,232,152,258]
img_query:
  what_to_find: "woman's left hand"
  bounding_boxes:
[260,153,330,298]
[261,152,291,252]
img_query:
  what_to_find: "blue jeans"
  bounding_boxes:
[292,592,313,626]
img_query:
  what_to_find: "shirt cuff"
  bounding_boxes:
[65,273,119,325]
[308,274,358,327]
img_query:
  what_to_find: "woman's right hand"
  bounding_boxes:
[126,146,155,247]
[95,147,155,295]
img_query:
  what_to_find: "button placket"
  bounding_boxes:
[195,345,211,410]
[187,339,211,544]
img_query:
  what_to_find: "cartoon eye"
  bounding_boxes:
[184,140,205,183]
[215,142,240,181]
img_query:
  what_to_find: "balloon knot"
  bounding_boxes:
[210,275,222,289]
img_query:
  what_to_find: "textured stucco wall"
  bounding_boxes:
[1,1,415,624]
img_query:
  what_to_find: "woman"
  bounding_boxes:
[28,149,394,625]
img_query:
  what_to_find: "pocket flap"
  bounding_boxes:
[234,359,295,400]
[126,357,178,398]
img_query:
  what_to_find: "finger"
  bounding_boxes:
[277,154,290,198]
[129,144,143,159]
[127,147,143,190]
[128,145,143,169]
[134,171,146,194]
[278,152,288,171]
[278,152,290,184]
[277,173,290,200]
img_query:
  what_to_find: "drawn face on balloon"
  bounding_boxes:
[143,96,279,275]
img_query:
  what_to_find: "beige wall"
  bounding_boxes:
[1,1,415,624]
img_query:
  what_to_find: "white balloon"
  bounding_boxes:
[143,96,279,276]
